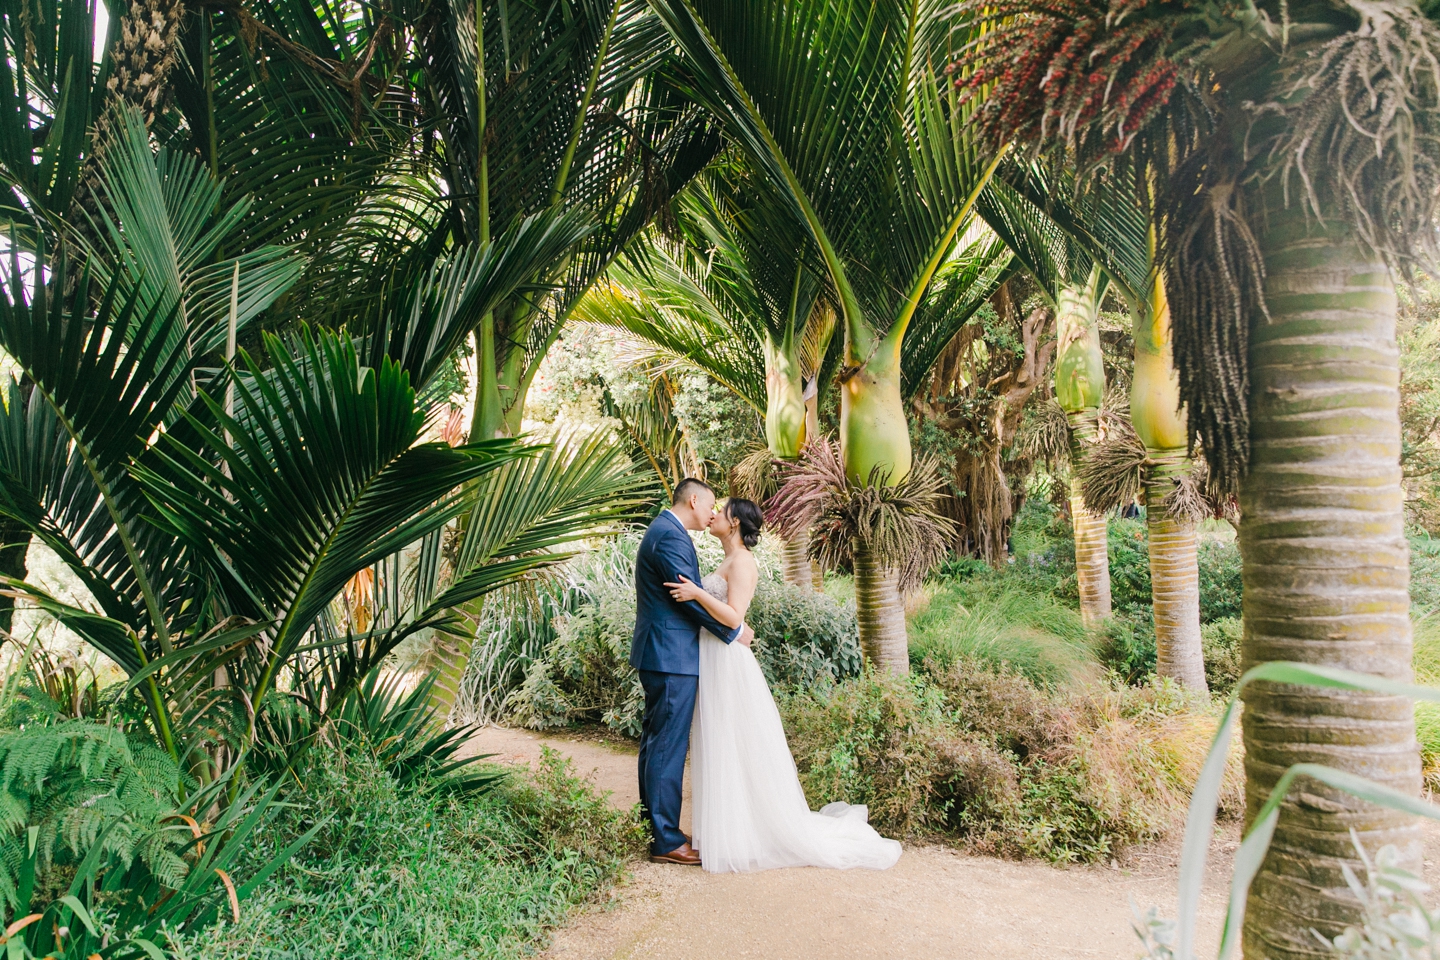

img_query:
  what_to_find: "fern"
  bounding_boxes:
[0,718,193,918]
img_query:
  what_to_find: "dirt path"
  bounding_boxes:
[464,726,1240,960]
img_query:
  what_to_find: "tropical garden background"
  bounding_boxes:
[0,0,1437,956]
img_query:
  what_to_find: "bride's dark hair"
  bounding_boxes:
[725,497,763,549]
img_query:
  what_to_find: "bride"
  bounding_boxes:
[665,497,902,874]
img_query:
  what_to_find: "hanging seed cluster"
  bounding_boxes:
[1160,164,1266,493]
[949,0,1200,169]
[107,0,185,130]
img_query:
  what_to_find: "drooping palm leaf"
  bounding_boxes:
[0,244,198,656]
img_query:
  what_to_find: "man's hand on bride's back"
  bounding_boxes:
[737,623,754,648]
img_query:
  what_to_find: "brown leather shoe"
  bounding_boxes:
[650,842,702,865]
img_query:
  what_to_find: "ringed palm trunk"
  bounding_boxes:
[1055,271,1111,627]
[766,336,818,591]
[853,544,908,673]
[841,331,911,675]
[1133,268,1206,690]
[1240,197,1419,959]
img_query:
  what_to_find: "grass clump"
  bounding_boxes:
[179,748,643,960]
[908,578,1099,688]
[779,661,1240,864]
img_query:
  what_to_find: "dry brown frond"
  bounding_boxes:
[1259,7,1440,277]
[730,444,781,502]
[768,439,954,593]
[1160,468,1211,526]
[1014,399,1072,467]
[1078,422,1146,514]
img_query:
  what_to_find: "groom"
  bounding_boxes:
[632,478,753,865]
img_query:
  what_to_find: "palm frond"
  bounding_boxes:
[767,438,953,592]
[434,432,655,610]
[85,107,305,364]
[132,327,529,687]
[1078,420,1146,515]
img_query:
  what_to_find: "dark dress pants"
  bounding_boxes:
[637,669,697,856]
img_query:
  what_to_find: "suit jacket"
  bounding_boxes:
[630,510,740,675]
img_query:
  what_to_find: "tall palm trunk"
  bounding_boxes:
[853,544,907,674]
[1240,200,1419,959]
[779,530,816,590]
[841,333,911,673]
[1055,270,1111,627]
[1134,266,1206,690]
[767,335,820,591]
[1144,456,1205,687]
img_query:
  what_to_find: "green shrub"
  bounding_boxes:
[0,714,293,960]
[1413,614,1440,787]
[180,748,642,960]
[1106,518,1153,612]
[1197,538,1243,622]
[506,535,860,737]
[1412,535,1440,613]
[779,662,1237,864]
[909,579,1099,688]
[1096,608,1157,683]
[1201,617,1243,696]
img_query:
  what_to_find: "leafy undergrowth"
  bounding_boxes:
[175,748,644,960]
[908,577,1099,688]
[779,662,1242,864]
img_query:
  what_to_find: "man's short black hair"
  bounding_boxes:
[671,477,713,506]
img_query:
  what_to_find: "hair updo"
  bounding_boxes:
[725,497,763,549]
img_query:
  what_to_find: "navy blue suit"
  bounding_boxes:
[632,510,740,854]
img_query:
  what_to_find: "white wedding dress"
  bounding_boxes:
[689,573,902,874]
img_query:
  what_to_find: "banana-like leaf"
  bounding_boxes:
[133,327,533,694]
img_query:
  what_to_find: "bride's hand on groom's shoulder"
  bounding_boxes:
[664,575,705,603]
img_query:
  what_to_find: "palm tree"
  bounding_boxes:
[956,1,1440,950]
[0,116,638,773]
[647,0,1006,669]
[987,156,1208,683]
[1054,267,1112,626]
[574,177,839,587]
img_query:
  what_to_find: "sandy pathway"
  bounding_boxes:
[465,726,1240,959]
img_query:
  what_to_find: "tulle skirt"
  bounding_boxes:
[690,630,903,874]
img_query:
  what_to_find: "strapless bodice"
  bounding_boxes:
[702,573,728,602]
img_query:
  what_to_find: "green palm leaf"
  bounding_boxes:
[364,208,595,392]
[132,327,530,709]
[87,108,304,363]
[424,429,654,714]
[901,234,1017,398]
[0,245,198,654]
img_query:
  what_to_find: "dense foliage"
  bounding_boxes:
[780,661,1239,864]
[176,747,640,959]
[496,534,861,736]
